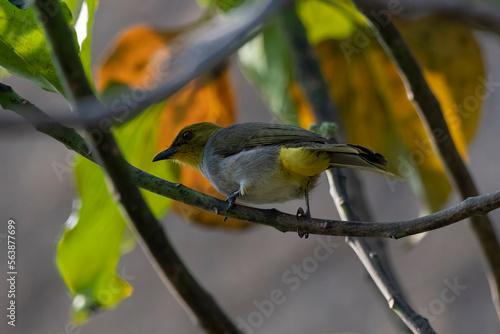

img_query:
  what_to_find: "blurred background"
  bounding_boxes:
[1,0,500,333]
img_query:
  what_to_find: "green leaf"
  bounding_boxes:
[0,66,9,80]
[64,0,84,22]
[57,101,175,322]
[114,100,176,217]
[57,157,132,323]
[77,0,98,87]
[7,0,28,10]
[196,0,244,11]
[0,1,77,96]
[238,19,300,126]
[296,0,365,43]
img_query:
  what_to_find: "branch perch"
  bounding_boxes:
[32,1,240,333]
[353,1,500,322]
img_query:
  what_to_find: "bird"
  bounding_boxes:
[153,122,389,237]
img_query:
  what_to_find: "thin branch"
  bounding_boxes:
[32,1,240,333]
[2,82,500,239]
[353,3,500,322]
[354,0,500,36]
[280,8,435,333]
[132,165,500,240]
[326,168,435,334]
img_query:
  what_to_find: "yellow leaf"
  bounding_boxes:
[314,16,484,212]
[396,17,484,154]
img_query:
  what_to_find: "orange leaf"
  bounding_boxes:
[97,25,178,91]
[289,81,315,129]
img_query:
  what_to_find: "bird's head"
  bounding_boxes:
[152,122,222,171]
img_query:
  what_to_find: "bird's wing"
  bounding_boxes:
[296,143,389,166]
[211,123,390,174]
[211,123,327,156]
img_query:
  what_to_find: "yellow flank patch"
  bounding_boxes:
[280,147,330,176]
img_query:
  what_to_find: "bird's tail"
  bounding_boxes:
[326,144,391,175]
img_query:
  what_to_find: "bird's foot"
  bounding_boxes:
[296,206,311,219]
[297,228,309,239]
[223,190,240,222]
[296,207,310,239]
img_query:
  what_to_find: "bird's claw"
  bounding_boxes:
[296,206,311,219]
[227,196,236,211]
[297,228,309,239]
[223,191,239,222]
[296,207,310,239]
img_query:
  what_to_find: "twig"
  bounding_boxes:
[280,8,436,333]
[354,3,500,322]
[326,168,436,334]
[2,83,500,240]
[354,0,500,36]
[32,1,240,333]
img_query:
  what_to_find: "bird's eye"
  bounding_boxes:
[182,130,194,141]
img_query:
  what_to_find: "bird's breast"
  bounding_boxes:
[200,146,317,204]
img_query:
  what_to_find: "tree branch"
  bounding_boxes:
[280,8,435,333]
[326,166,435,333]
[353,2,500,322]
[32,1,240,333]
[354,0,500,36]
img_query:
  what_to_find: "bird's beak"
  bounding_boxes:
[152,147,178,162]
